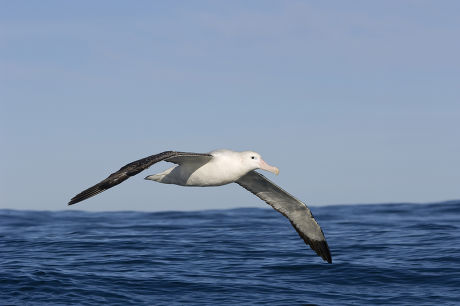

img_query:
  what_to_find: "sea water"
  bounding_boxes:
[1,201,459,305]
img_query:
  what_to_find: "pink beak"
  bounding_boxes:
[259,159,279,175]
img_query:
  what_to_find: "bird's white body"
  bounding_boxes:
[146,149,278,186]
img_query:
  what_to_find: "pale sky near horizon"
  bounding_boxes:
[1,1,459,211]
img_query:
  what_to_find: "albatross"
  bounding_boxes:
[68,149,332,263]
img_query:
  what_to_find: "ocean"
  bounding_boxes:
[1,201,459,305]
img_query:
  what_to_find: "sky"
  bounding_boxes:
[1,1,459,211]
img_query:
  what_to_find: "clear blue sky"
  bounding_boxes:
[1,1,459,211]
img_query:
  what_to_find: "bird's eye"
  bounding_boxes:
[251,156,255,159]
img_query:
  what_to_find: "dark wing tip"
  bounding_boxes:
[68,185,106,205]
[292,223,332,263]
[310,239,332,264]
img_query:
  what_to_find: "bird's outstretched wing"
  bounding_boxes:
[68,151,212,205]
[236,171,332,263]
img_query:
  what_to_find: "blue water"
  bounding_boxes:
[1,201,459,305]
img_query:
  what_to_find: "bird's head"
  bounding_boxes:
[241,151,279,175]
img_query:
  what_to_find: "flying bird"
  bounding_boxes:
[68,149,332,263]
